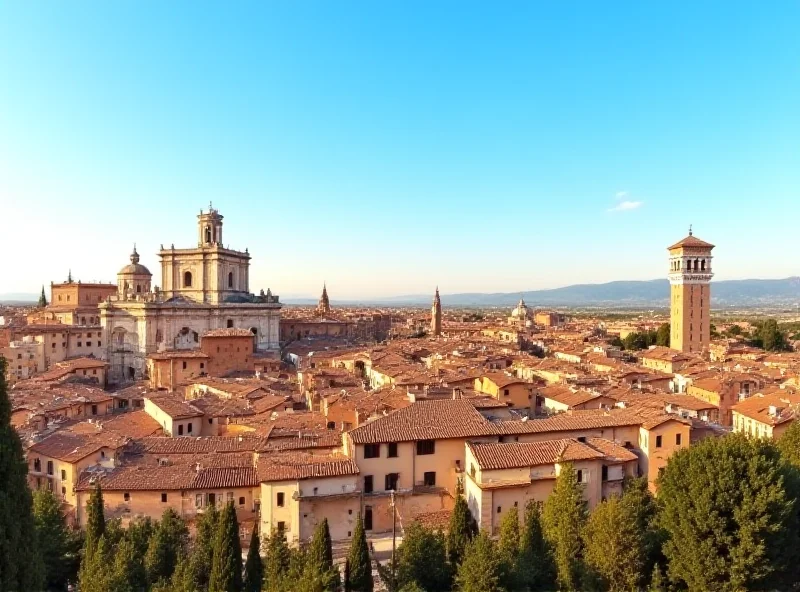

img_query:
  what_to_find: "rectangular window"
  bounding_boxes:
[364,506,373,531]
[161,493,168,503]
[239,497,245,506]
[277,492,285,507]
[576,469,584,483]
[676,433,682,446]
[125,492,131,502]
[416,440,435,455]
[423,471,436,486]
[178,425,184,436]
[385,473,399,491]
[91,405,98,415]
[656,435,662,448]
[601,465,608,481]
[195,494,203,507]
[61,469,66,481]
[47,461,54,475]
[182,361,187,370]
[503,388,509,397]
[364,444,380,459]
[187,423,193,434]
[497,506,502,514]
[277,521,285,533]
[364,475,373,494]
[388,442,398,458]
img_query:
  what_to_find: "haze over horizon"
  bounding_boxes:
[2,2,799,299]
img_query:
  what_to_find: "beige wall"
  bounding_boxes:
[144,399,200,437]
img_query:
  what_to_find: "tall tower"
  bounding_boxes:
[431,287,442,337]
[317,283,331,316]
[668,228,714,354]
[198,203,224,246]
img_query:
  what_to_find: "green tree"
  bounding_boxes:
[497,507,520,591]
[243,526,264,592]
[347,513,373,592]
[79,534,113,592]
[658,434,800,591]
[778,420,800,467]
[145,507,189,586]
[656,323,670,347]
[307,518,340,591]
[264,528,292,592]
[543,462,587,591]
[583,495,643,592]
[79,482,107,589]
[620,477,663,581]
[648,564,666,592]
[455,531,503,592]
[38,285,48,307]
[33,488,81,590]
[395,521,451,592]
[0,358,44,591]
[209,502,243,592]
[186,502,219,590]
[759,319,787,351]
[108,535,147,592]
[446,479,476,567]
[518,500,555,591]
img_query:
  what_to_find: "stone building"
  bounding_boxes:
[668,228,714,354]
[100,206,281,383]
[430,287,442,337]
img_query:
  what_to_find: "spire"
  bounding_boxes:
[38,286,47,307]
[130,244,140,264]
[67,269,73,283]
[318,282,331,315]
[689,224,693,236]
[431,286,442,337]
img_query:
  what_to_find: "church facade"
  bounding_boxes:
[100,206,281,382]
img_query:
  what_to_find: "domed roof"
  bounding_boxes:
[118,246,152,276]
[511,297,531,318]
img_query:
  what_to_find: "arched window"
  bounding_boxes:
[81,317,86,325]
[228,271,234,288]
[205,226,211,244]
[184,271,193,287]
[227,319,234,328]
[136,284,142,293]
[701,259,706,271]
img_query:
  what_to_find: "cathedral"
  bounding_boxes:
[100,206,281,382]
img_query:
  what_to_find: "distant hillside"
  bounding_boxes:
[0,293,37,304]
[361,277,800,307]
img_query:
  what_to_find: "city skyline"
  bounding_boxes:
[2,2,799,298]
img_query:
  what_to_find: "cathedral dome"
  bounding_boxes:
[511,297,531,319]
[118,246,152,277]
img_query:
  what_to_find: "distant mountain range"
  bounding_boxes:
[4,277,800,308]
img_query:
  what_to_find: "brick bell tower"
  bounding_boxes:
[668,227,715,353]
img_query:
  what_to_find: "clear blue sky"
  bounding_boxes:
[1,1,798,299]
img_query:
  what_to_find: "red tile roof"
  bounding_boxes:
[469,439,605,470]
[667,234,715,250]
[257,453,359,482]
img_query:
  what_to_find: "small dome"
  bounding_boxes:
[118,245,152,276]
[511,297,531,318]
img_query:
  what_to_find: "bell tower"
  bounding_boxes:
[431,287,442,337]
[198,203,224,246]
[668,227,714,354]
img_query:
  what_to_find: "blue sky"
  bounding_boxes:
[1,1,798,299]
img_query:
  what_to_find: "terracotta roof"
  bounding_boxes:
[76,464,260,491]
[133,435,272,455]
[263,432,342,452]
[731,390,800,426]
[101,410,163,438]
[667,234,715,250]
[146,396,204,419]
[584,437,639,463]
[469,439,605,470]
[29,429,126,463]
[257,453,359,482]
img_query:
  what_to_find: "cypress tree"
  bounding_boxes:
[518,500,555,591]
[187,502,219,590]
[497,507,520,591]
[0,355,44,591]
[347,513,373,592]
[244,525,264,592]
[264,528,292,592]
[455,530,503,592]
[648,564,666,592]
[446,479,476,567]
[34,488,80,590]
[308,518,340,591]
[108,536,145,592]
[542,462,587,591]
[343,559,351,592]
[78,482,107,590]
[210,501,243,592]
[145,507,189,586]
[80,534,113,592]
[38,285,48,307]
